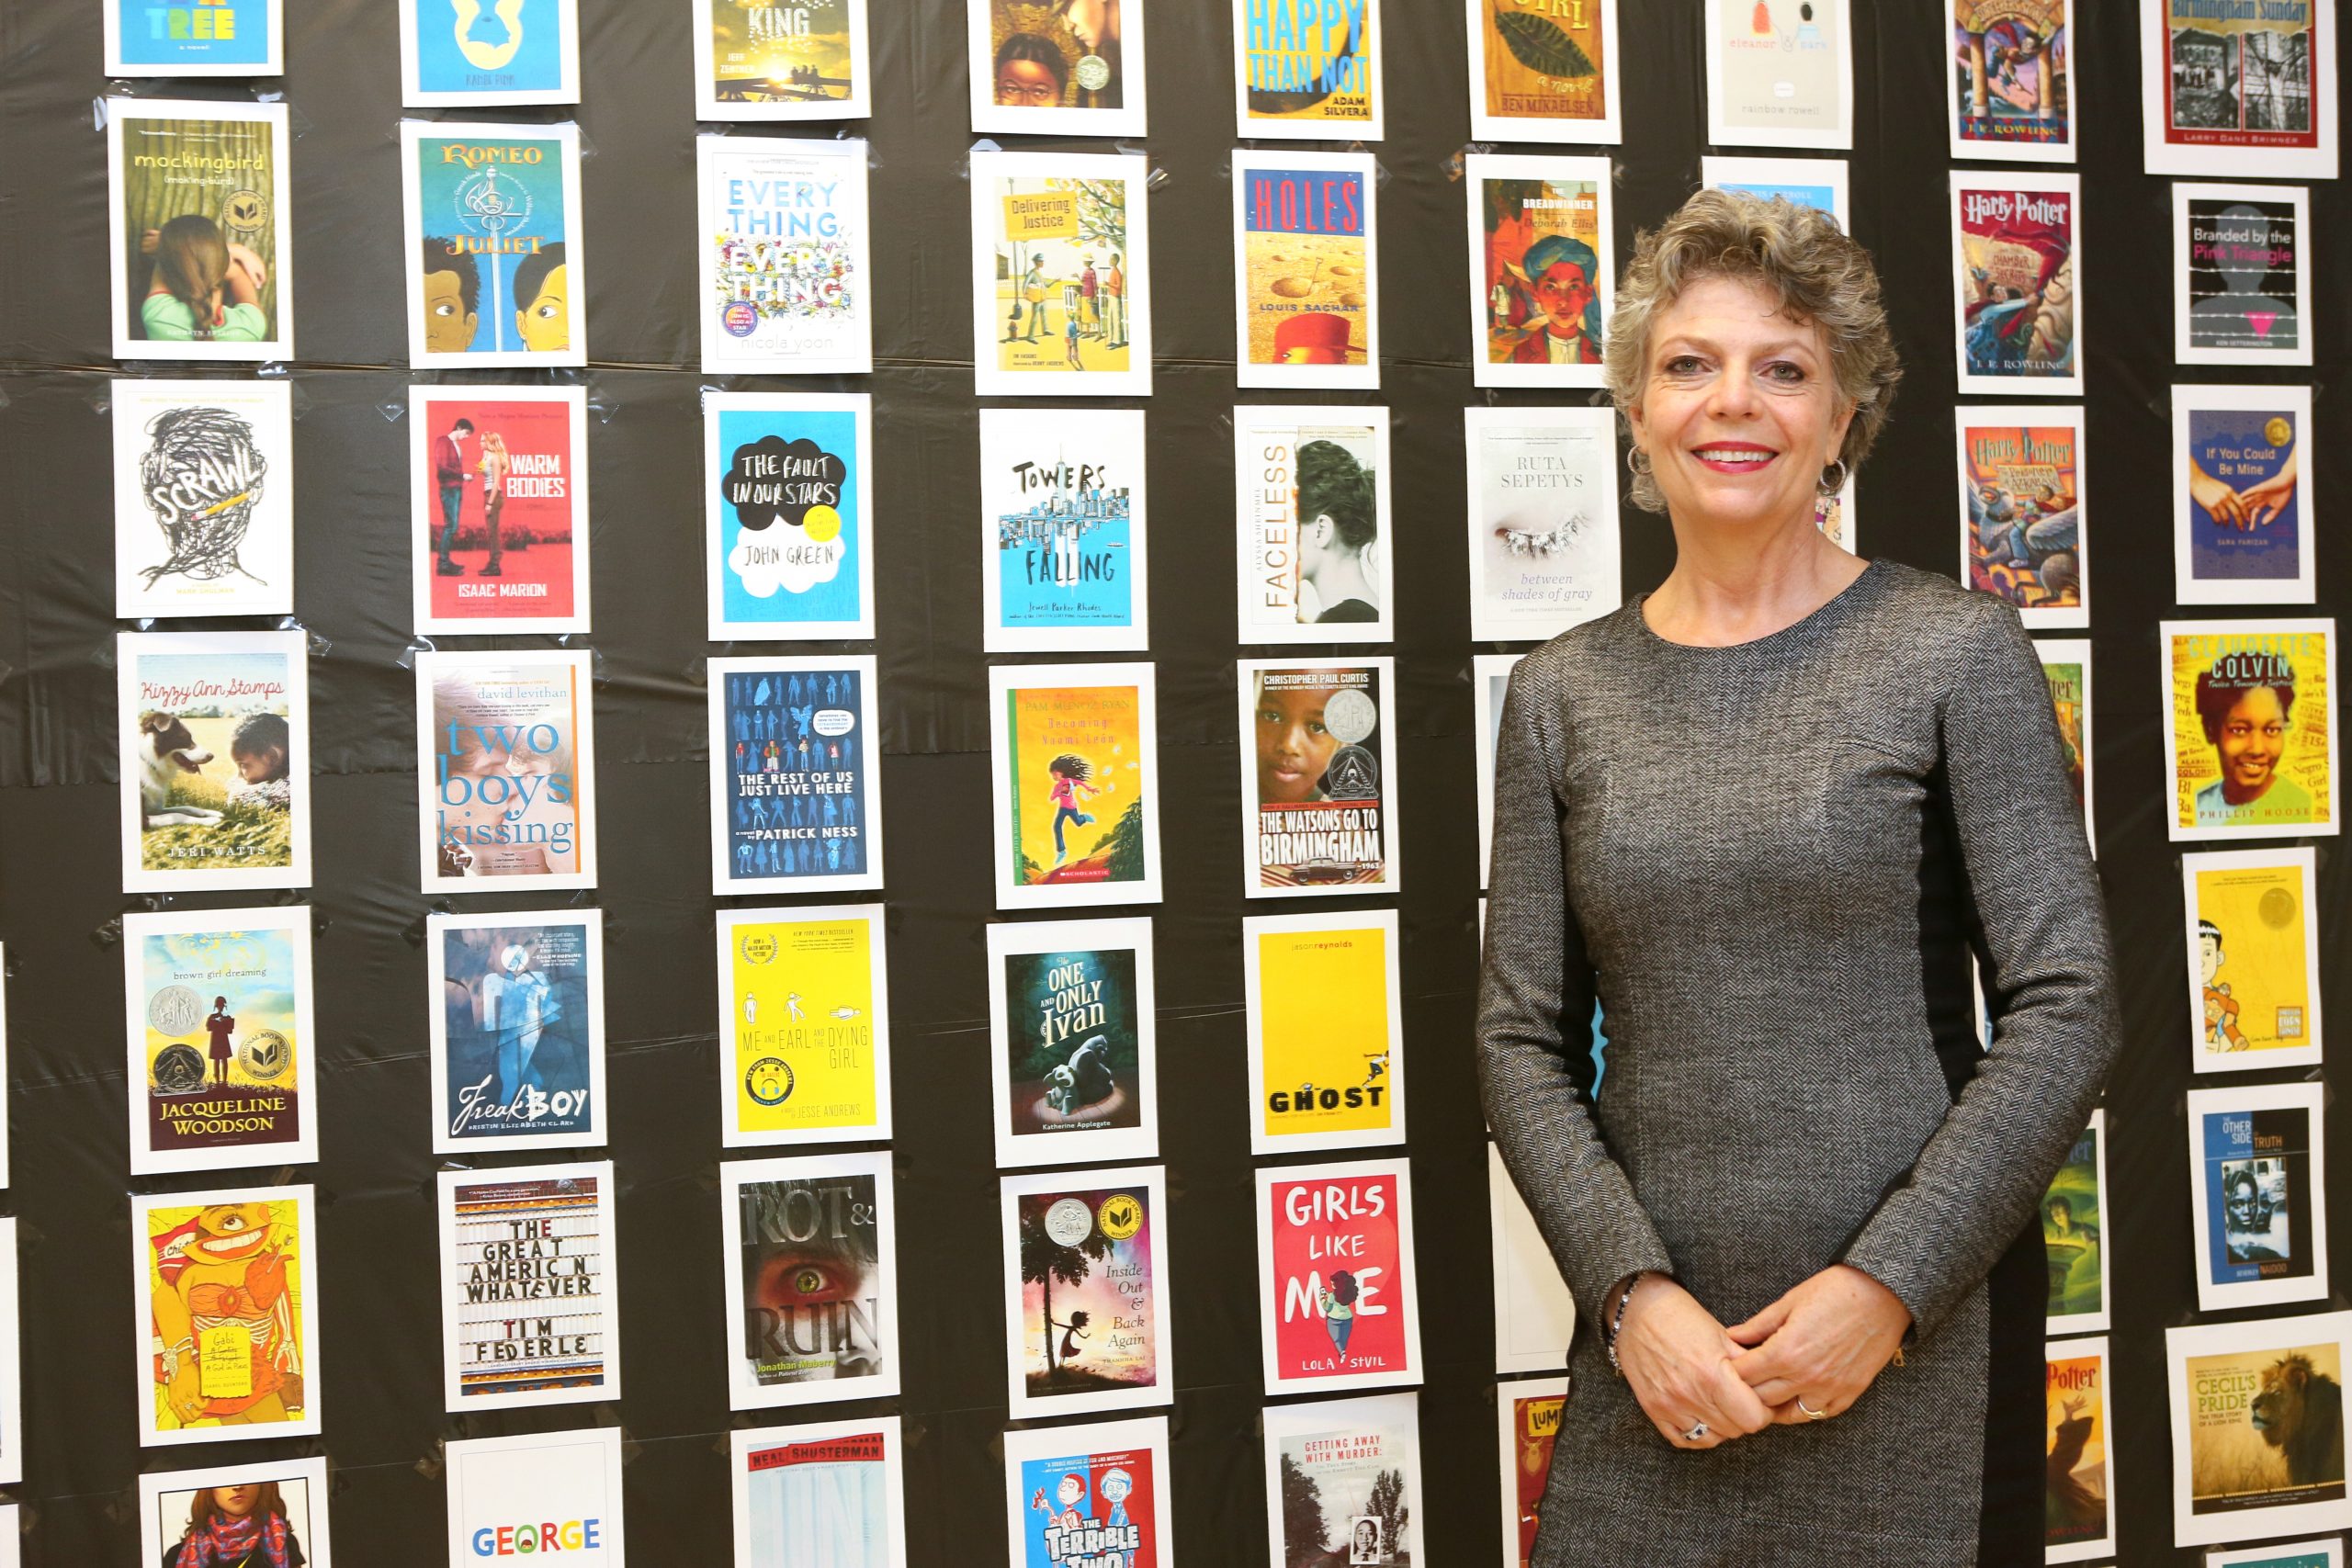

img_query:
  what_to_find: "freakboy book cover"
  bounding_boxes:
[111,378,294,619]
[435,1160,620,1410]
[696,136,872,373]
[707,655,883,896]
[986,915,1159,1168]
[1256,1158,1422,1395]
[426,908,607,1154]
[1000,1167,1174,1419]
[401,119,584,367]
[716,904,892,1147]
[720,1149,900,1410]
[410,384,590,634]
[134,1185,320,1446]
[107,99,293,363]
[414,649,596,889]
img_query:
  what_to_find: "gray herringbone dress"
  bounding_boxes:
[1477,559,2119,1565]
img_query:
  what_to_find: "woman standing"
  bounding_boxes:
[476,429,512,579]
[1477,189,2116,1564]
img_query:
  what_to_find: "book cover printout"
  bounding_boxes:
[1950,171,2082,397]
[1002,1416,1170,1568]
[108,0,282,74]
[2184,848,2323,1074]
[695,0,871,120]
[2173,385,2316,604]
[401,119,584,367]
[1234,0,1383,137]
[427,909,606,1153]
[1001,1167,1174,1418]
[989,662,1162,910]
[2046,1337,2116,1562]
[1700,153,1850,227]
[2174,182,2312,367]
[1704,0,1853,150]
[1498,1378,1566,1568]
[415,649,596,889]
[1256,1159,1422,1394]
[1956,404,2086,628]
[135,1184,319,1446]
[1234,406,1394,644]
[970,152,1152,397]
[1233,152,1378,390]
[987,916,1159,1168]
[1466,153,1611,389]
[730,1416,908,1567]
[1465,406,1623,640]
[1468,0,1621,142]
[401,0,581,105]
[1474,653,1524,886]
[107,99,292,362]
[1947,0,2074,160]
[436,1161,619,1410]
[970,0,1147,135]
[112,378,294,619]
[1240,659,1399,897]
[2166,1312,2352,1547]
[139,1456,331,1568]
[1245,910,1405,1155]
[118,628,311,894]
[2042,1111,2109,1334]
[980,408,1148,653]
[721,1150,901,1410]
[1261,1393,1426,1567]
[410,385,590,633]
[707,655,883,896]
[123,906,316,1176]
[444,1428,626,1565]
[2141,0,2337,177]
[1489,1143,1577,1373]
[696,135,873,373]
[705,391,876,639]
[2188,1080,2329,1312]
[2033,637,2095,852]
[717,904,891,1146]
[2161,618,2337,841]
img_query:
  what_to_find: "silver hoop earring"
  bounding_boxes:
[1627,447,1653,477]
[1817,458,1849,496]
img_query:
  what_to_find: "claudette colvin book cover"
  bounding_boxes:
[402,120,583,367]
[415,650,596,890]
[2162,619,2337,842]
[723,1152,899,1410]
[437,1162,619,1411]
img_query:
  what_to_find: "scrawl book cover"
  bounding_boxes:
[111,378,294,618]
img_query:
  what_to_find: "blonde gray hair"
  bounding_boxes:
[1603,188,1901,513]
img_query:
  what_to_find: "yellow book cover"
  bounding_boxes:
[2045,1344,2110,1556]
[144,1193,308,1438]
[1239,0,1378,130]
[1249,915,1399,1148]
[2184,1340,2345,1517]
[726,911,885,1140]
[1477,0,1609,126]
[2167,622,2335,838]
[2192,857,2315,1059]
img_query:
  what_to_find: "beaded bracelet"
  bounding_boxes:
[1602,1271,1645,1378]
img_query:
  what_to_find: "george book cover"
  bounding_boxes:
[1950,171,2082,397]
[970,0,1148,135]
[1001,1167,1173,1418]
[401,0,580,106]
[2161,618,2338,841]
[730,1417,907,1567]
[1002,1416,1170,1568]
[987,916,1158,1168]
[414,649,597,889]
[2032,636,2095,852]
[717,905,890,1147]
[1234,0,1384,138]
[2174,182,2312,367]
[1489,1144,1576,1373]
[708,656,882,896]
[696,136,873,373]
[2184,847,2323,1075]
[1700,153,1850,227]
[2046,1337,2115,1562]
[2166,1311,2352,1547]
[1704,0,1853,150]
[436,1161,619,1411]
[410,384,590,633]
[1467,0,1620,142]
[1261,1393,1425,1566]
[139,1456,332,1568]
[2141,0,2337,177]
[1233,406,1394,644]
[1955,404,2086,628]
[2041,1111,2109,1334]
[989,662,1161,910]
[1465,153,1611,389]
[695,0,871,119]
[1245,910,1405,1155]
[2172,385,2315,604]
[968,152,1151,397]
[1257,1159,1421,1394]
[1238,659,1399,897]
[118,628,311,894]
[122,907,316,1177]
[980,408,1148,653]
[107,0,281,74]
[401,120,584,367]
[1497,1377,1566,1567]
[426,909,606,1153]
[2188,1081,2328,1312]
[107,99,292,363]
[111,378,294,619]
[1232,152,1378,390]
[134,1185,319,1446]
[1465,406,1623,640]
[444,1428,625,1565]
[720,1150,900,1410]
[705,391,875,639]
[1947,0,2074,161]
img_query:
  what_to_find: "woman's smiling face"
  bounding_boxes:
[1627,274,1853,535]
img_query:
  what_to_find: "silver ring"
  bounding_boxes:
[1681,1421,1709,1442]
[1795,1396,1829,1420]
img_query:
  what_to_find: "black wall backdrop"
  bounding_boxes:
[0,0,2342,1562]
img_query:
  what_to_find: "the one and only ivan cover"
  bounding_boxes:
[987,916,1159,1168]
[426,908,608,1153]
[410,384,590,634]
[696,136,872,374]
[730,1416,908,1568]
[981,408,1149,653]
[111,378,294,619]
[401,120,584,367]
[122,906,317,1177]
[1256,1159,1422,1395]
[708,655,884,897]
[436,1159,620,1411]
[135,1184,320,1446]
[1002,1416,1170,1568]
[720,1149,901,1410]
[1233,152,1378,391]
[107,98,293,363]
[706,392,876,640]
[1234,0,1384,138]
[1001,1167,1173,1419]
[414,649,596,889]
[1262,1393,1425,1567]
[715,903,892,1146]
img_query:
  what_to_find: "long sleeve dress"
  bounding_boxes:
[1476,558,2120,1565]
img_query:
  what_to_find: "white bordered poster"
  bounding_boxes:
[1703,0,1854,151]
[2187,1078,2330,1313]
[445,1427,626,1565]
[400,118,586,369]
[695,0,874,122]
[1002,1415,1173,1566]
[1464,152,1612,389]
[1256,1156,1422,1395]
[2183,846,2323,1076]
[2166,1309,2352,1548]
[1234,404,1394,645]
[2033,636,2096,854]
[970,0,1149,136]
[435,1158,621,1411]
[1238,657,1401,898]
[2141,0,2339,180]
[139,1454,332,1568]
[107,97,295,364]
[707,654,885,897]
[2043,1109,2110,1337]
[1466,0,1622,144]
[111,377,296,620]
[400,0,582,107]
[1000,1165,1176,1419]
[1260,1392,1426,1568]
[986,914,1159,1169]
[133,1183,321,1447]
[1465,404,1623,642]
[705,390,876,642]
[969,150,1153,399]
[426,907,608,1155]
[720,1147,902,1411]
[715,902,893,1148]
[1473,651,1524,887]
[2160,617,2338,843]
[1488,1142,1575,1375]
[695,134,874,376]
[1244,908,1405,1156]
[409,382,592,636]
[2046,1335,2117,1562]
[979,406,1150,654]
[1232,149,1379,391]
[1950,168,2083,399]
[1945,0,2077,164]
[2174,182,2314,369]
[987,660,1163,912]
[729,1416,909,1566]
[1498,1375,1568,1568]
[1700,152,1850,230]
[414,647,598,891]
[2172,383,2317,606]
[1956,402,2088,630]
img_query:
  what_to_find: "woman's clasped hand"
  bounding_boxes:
[1614,1265,1913,1449]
